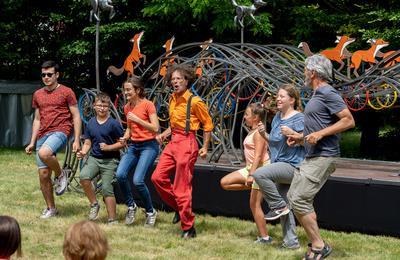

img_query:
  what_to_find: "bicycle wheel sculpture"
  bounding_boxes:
[74,40,400,166]
[137,41,400,165]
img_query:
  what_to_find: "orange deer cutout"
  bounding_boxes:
[107,31,146,77]
[350,39,389,77]
[159,36,176,77]
[320,35,355,71]
[196,38,214,77]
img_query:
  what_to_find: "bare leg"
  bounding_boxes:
[220,171,250,191]
[80,179,97,204]
[250,190,268,237]
[38,147,62,177]
[104,196,117,220]
[39,168,55,209]
[296,211,324,251]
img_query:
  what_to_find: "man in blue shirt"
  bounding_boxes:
[287,54,355,259]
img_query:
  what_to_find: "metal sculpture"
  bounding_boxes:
[89,0,115,91]
[231,0,266,44]
[135,40,400,165]
[90,0,115,22]
[81,36,400,166]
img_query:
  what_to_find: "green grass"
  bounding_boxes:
[1,148,400,259]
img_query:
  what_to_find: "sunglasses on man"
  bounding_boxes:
[41,72,55,78]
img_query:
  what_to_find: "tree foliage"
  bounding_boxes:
[0,0,400,89]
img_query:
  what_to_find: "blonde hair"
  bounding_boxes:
[63,221,109,260]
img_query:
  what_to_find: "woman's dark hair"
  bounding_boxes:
[0,216,22,258]
[165,63,195,88]
[124,75,145,98]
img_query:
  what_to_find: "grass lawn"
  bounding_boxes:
[1,148,400,259]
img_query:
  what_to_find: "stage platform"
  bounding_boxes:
[126,157,400,237]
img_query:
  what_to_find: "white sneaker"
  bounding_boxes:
[40,208,58,219]
[144,209,157,227]
[125,205,137,225]
[55,169,68,196]
[88,203,100,221]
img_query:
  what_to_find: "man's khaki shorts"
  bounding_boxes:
[288,157,336,215]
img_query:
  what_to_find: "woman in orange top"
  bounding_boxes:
[116,76,160,227]
[151,64,213,238]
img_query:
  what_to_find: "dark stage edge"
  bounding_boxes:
[121,158,400,238]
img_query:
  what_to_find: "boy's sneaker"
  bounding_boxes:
[107,219,119,225]
[40,208,58,219]
[144,209,157,227]
[55,169,68,196]
[125,205,137,225]
[264,206,290,221]
[254,236,273,244]
[88,203,100,220]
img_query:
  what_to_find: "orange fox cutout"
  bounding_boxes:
[379,50,400,68]
[298,40,352,60]
[350,39,389,77]
[374,40,400,68]
[320,35,355,71]
[159,36,176,77]
[196,38,214,77]
[107,31,146,77]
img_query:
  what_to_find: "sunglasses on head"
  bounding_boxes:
[41,72,55,78]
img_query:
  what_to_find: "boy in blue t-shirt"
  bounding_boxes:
[77,92,124,224]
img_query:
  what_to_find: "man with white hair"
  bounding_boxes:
[286,54,355,259]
